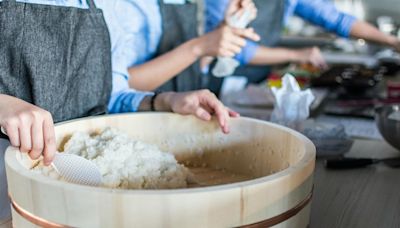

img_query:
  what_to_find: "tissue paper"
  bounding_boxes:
[271,74,315,130]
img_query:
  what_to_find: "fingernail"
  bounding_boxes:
[202,113,211,120]
[224,126,230,134]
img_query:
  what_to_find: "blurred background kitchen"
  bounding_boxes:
[221,0,400,151]
[219,1,400,226]
[287,0,400,37]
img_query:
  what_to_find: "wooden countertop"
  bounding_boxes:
[310,139,400,228]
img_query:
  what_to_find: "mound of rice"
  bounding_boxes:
[34,128,190,189]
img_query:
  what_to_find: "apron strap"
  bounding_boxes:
[86,0,97,10]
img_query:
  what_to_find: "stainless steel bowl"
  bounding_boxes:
[375,104,400,151]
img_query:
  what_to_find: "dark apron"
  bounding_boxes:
[0,0,112,220]
[156,0,204,92]
[208,0,285,96]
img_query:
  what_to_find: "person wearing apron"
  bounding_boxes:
[156,0,203,92]
[101,0,240,132]
[112,0,259,92]
[0,0,112,221]
[206,0,400,96]
[0,0,240,221]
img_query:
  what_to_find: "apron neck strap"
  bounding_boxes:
[86,0,97,10]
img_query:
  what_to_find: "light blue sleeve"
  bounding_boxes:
[107,30,152,114]
[294,0,357,37]
[235,41,259,65]
[204,0,260,65]
[103,0,156,114]
[107,72,152,114]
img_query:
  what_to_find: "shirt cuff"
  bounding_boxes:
[234,40,260,65]
[108,89,153,114]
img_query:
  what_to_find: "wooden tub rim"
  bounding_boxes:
[5,113,316,195]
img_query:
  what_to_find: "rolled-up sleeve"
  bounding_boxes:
[235,40,259,65]
[106,32,152,114]
[101,0,156,113]
[294,0,357,37]
[107,72,152,113]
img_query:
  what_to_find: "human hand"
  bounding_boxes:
[195,25,260,58]
[292,47,328,69]
[0,95,56,165]
[225,0,257,23]
[384,35,400,52]
[155,90,240,134]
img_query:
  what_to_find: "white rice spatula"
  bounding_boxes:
[1,126,102,186]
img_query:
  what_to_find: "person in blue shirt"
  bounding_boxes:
[101,0,235,122]
[105,0,259,93]
[206,0,400,88]
[0,0,240,222]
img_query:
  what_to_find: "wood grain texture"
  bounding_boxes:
[311,139,400,228]
[187,167,253,188]
[5,113,315,228]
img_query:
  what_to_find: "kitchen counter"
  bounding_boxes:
[220,79,400,227]
[311,138,400,228]
[221,105,400,227]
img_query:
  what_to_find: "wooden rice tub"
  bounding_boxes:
[5,113,315,228]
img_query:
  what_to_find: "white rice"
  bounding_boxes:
[34,128,190,189]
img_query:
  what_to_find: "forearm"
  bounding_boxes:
[128,39,203,91]
[0,94,13,112]
[137,92,175,112]
[249,46,299,65]
[350,20,398,47]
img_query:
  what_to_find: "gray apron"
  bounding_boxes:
[208,0,285,96]
[156,0,204,92]
[0,0,112,220]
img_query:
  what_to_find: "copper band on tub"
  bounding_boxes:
[10,190,312,228]
[9,195,72,228]
[241,189,313,228]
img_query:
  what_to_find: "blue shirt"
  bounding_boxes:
[113,0,256,69]
[96,0,161,112]
[97,0,257,84]
[205,0,357,65]
[100,0,155,113]
[103,0,162,73]
[0,0,151,113]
